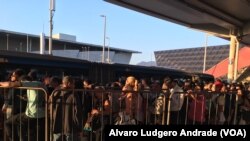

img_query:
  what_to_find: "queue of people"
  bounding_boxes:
[0,68,250,141]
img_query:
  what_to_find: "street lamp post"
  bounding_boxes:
[106,37,110,63]
[6,34,9,51]
[203,34,208,73]
[100,15,106,63]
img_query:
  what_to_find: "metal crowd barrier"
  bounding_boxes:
[0,86,48,141]
[0,87,244,141]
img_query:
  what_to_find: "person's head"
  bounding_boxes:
[11,68,25,82]
[20,75,32,81]
[162,83,169,93]
[50,76,61,88]
[94,86,105,99]
[151,81,161,92]
[183,80,192,90]
[28,69,38,81]
[43,75,52,86]
[213,80,223,92]
[118,76,126,86]
[83,79,93,89]
[229,84,236,91]
[194,83,202,93]
[62,76,74,89]
[111,82,121,90]
[236,83,243,90]
[140,78,148,85]
[220,84,227,93]
[163,76,173,88]
[126,76,136,87]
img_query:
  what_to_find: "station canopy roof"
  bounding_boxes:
[105,0,250,45]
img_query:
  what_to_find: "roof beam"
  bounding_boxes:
[183,0,243,27]
[243,22,250,35]
[189,23,230,38]
[105,0,241,29]
[105,0,191,26]
[105,0,250,45]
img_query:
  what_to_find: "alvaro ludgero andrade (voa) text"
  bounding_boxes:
[108,128,247,139]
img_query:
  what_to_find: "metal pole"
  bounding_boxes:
[29,39,32,52]
[6,34,9,50]
[106,37,110,63]
[49,0,55,55]
[203,34,208,73]
[233,39,239,81]
[27,34,29,52]
[40,33,45,54]
[166,93,173,125]
[49,9,53,55]
[108,46,110,63]
[101,15,106,63]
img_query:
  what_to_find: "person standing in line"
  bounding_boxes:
[49,76,82,141]
[2,68,26,118]
[164,77,184,125]
[0,70,46,141]
[123,76,143,124]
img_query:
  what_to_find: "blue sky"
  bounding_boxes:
[0,0,229,65]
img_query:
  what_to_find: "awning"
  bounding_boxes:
[205,46,250,78]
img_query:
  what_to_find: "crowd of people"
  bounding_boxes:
[0,68,250,141]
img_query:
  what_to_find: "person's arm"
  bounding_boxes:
[0,82,11,87]
[103,99,111,115]
[134,79,138,91]
[0,81,21,87]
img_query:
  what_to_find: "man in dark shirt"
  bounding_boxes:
[49,76,82,141]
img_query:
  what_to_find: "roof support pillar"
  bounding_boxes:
[233,39,239,82]
[227,35,237,83]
